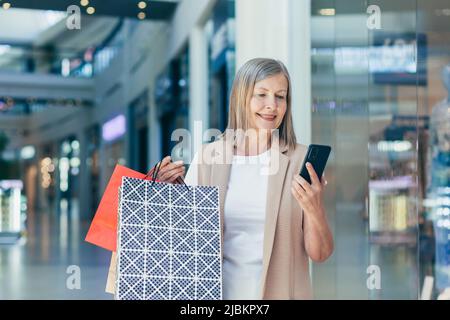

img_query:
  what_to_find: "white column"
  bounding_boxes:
[189,24,209,159]
[235,0,290,69]
[235,0,312,145]
[288,0,312,145]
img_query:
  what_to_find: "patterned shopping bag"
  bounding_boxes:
[116,176,222,300]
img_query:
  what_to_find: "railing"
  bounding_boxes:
[0,44,95,78]
[93,18,125,74]
[0,18,126,78]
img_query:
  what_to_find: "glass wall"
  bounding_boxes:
[155,46,190,159]
[417,0,450,298]
[86,125,100,217]
[58,137,81,215]
[206,0,236,133]
[129,91,149,173]
[311,0,450,299]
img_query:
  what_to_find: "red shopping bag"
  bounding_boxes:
[85,164,157,251]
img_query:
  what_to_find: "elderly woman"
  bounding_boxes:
[156,58,334,299]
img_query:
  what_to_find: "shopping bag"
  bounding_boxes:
[85,164,157,252]
[114,176,222,300]
[105,251,118,294]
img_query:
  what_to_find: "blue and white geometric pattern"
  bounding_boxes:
[116,176,222,300]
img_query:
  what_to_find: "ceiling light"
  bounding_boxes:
[138,12,146,20]
[3,3,11,10]
[20,146,36,160]
[86,7,95,14]
[80,0,89,7]
[138,1,147,9]
[318,8,335,16]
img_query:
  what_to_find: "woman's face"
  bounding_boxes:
[249,73,288,131]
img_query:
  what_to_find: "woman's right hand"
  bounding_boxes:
[154,156,185,184]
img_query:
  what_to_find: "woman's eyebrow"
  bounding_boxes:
[255,87,287,93]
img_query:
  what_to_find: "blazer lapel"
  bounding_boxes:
[209,139,233,252]
[259,140,290,298]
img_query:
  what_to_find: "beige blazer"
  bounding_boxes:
[105,137,312,299]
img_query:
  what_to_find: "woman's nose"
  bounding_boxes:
[264,95,277,109]
[265,97,277,109]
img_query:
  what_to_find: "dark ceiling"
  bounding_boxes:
[8,0,178,20]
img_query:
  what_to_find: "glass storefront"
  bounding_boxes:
[0,180,24,243]
[129,91,149,173]
[206,0,236,133]
[39,143,57,213]
[155,46,190,159]
[58,137,81,214]
[101,114,127,186]
[103,142,126,186]
[86,125,101,217]
[310,0,450,299]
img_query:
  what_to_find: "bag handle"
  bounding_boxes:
[145,159,190,192]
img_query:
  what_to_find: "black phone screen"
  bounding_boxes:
[299,144,331,184]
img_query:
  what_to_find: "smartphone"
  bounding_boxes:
[299,144,331,184]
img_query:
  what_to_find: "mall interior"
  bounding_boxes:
[0,0,449,299]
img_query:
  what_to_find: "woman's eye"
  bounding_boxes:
[257,93,266,97]
[276,95,286,100]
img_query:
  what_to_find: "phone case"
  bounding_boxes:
[299,144,331,184]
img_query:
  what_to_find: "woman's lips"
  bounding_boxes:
[257,113,276,121]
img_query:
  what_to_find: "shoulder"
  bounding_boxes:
[191,139,222,156]
[287,143,308,161]
[294,143,308,152]
[195,139,225,157]
[191,139,229,166]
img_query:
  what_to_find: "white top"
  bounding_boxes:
[185,148,270,300]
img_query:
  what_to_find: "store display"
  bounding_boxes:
[428,64,450,292]
[116,177,222,300]
[369,176,417,244]
[0,180,24,243]
[368,115,425,245]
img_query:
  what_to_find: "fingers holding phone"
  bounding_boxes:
[299,144,331,185]
[294,144,331,213]
[305,162,321,190]
[306,162,328,190]
[291,163,327,217]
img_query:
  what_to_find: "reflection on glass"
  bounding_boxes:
[311,0,423,299]
[59,199,68,255]
[426,65,450,294]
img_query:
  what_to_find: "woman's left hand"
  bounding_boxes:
[291,162,327,216]
[291,162,333,262]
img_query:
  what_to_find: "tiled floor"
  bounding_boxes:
[0,200,113,300]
